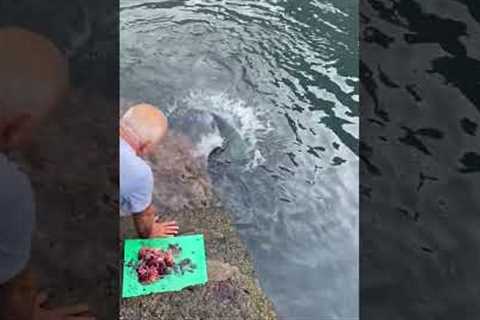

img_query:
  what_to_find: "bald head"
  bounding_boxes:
[0,27,69,117]
[121,103,168,155]
[0,27,69,148]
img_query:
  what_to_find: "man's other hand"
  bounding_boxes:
[132,204,179,238]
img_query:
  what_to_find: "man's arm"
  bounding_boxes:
[132,204,179,238]
[132,204,157,238]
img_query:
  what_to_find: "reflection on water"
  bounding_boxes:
[121,0,358,318]
[361,1,480,319]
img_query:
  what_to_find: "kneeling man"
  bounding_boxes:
[120,104,179,237]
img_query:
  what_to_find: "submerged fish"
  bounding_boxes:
[168,108,250,164]
[168,109,224,160]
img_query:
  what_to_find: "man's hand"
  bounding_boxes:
[133,204,179,238]
[34,292,95,320]
[149,220,179,237]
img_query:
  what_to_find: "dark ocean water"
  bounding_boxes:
[361,1,480,319]
[121,1,358,318]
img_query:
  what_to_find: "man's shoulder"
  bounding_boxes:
[0,153,34,284]
[119,141,154,215]
[0,153,33,201]
[120,140,153,186]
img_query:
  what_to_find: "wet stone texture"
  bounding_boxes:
[148,132,219,213]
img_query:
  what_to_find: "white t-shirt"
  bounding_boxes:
[119,139,154,216]
[0,153,35,284]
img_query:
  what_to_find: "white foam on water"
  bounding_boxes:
[192,132,225,159]
[182,90,272,169]
[312,0,349,17]
[245,149,267,171]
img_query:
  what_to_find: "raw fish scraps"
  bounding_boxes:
[136,247,174,284]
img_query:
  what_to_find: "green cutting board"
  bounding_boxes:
[122,234,208,298]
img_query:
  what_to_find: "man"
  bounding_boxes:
[120,104,179,238]
[0,27,92,319]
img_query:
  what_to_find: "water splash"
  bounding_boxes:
[193,132,225,159]
[180,90,272,169]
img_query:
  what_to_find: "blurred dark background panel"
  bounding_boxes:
[0,1,118,319]
[360,1,480,319]
[0,0,118,95]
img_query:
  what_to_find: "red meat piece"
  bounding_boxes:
[136,247,176,284]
